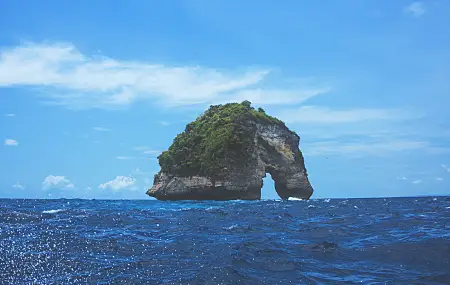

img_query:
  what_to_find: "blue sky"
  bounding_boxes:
[1,0,449,199]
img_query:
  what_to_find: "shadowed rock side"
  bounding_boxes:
[147,102,313,200]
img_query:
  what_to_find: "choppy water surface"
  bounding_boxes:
[0,197,449,284]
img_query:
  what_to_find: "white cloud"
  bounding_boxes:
[0,42,328,109]
[12,182,25,189]
[412,179,422,184]
[85,186,92,190]
[277,106,416,124]
[159,121,170,126]
[133,168,153,175]
[4,139,18,146]
[132,146,161,157]
[99,176,136,191]
[92,126,110,132]
[42,175,75,190]
[404,2,426,17]
[4,113,15,117]
[304,140,428,156]
[397,176,408,180]
[441,164,450,173]
[65,183,75,189]
[116,156,135,160]
[435,177,444,182]
[143,150,161,156]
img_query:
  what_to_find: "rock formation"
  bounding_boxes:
[147,101,314,200]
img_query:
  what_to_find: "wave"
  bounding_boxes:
[42,209,64,214]
[1,197,449,285]
[288,197,304,201]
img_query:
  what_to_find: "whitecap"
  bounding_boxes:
[324,199,331,203]
[42,209,64,214]
[307,205,316,209]
[288,197,304,201]
[224,224,239,230]
[205,206,222,212]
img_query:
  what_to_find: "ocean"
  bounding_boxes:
[0,197,449,284]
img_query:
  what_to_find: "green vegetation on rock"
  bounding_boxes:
[157,101,285,181]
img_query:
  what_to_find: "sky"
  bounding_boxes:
[1,0,449,200]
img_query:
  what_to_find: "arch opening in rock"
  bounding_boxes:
[260,165,312,200]
[261,172,278,200]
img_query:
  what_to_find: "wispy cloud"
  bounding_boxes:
[426,147,450,155]
[4,113,15,117]
[12,182,25,189]
[277,106,417,124]
[0,42,328,109]
[116,156,135,160]
[397,176,408,180]
[404,2,426,17]
[99,176,136,191]
[92,126,110,132]
[435,177,444,182]
[412,179,422,184]
[4,139,18,146]
[132,146,161,157]
[143,150,161,156]
[303,140,428,156]
[133,168,154,175]
[441,164,450,173]
[42,175,75,190]
[159,121,170,126]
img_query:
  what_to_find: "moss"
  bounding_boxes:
[158,101,285,180]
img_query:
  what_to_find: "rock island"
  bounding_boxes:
[147,101,314,200]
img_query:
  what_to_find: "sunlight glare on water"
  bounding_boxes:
[0,197,449,284]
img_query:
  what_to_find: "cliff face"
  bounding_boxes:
[147,102,313,200]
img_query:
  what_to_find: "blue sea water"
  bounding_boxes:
[0,197,449,285]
